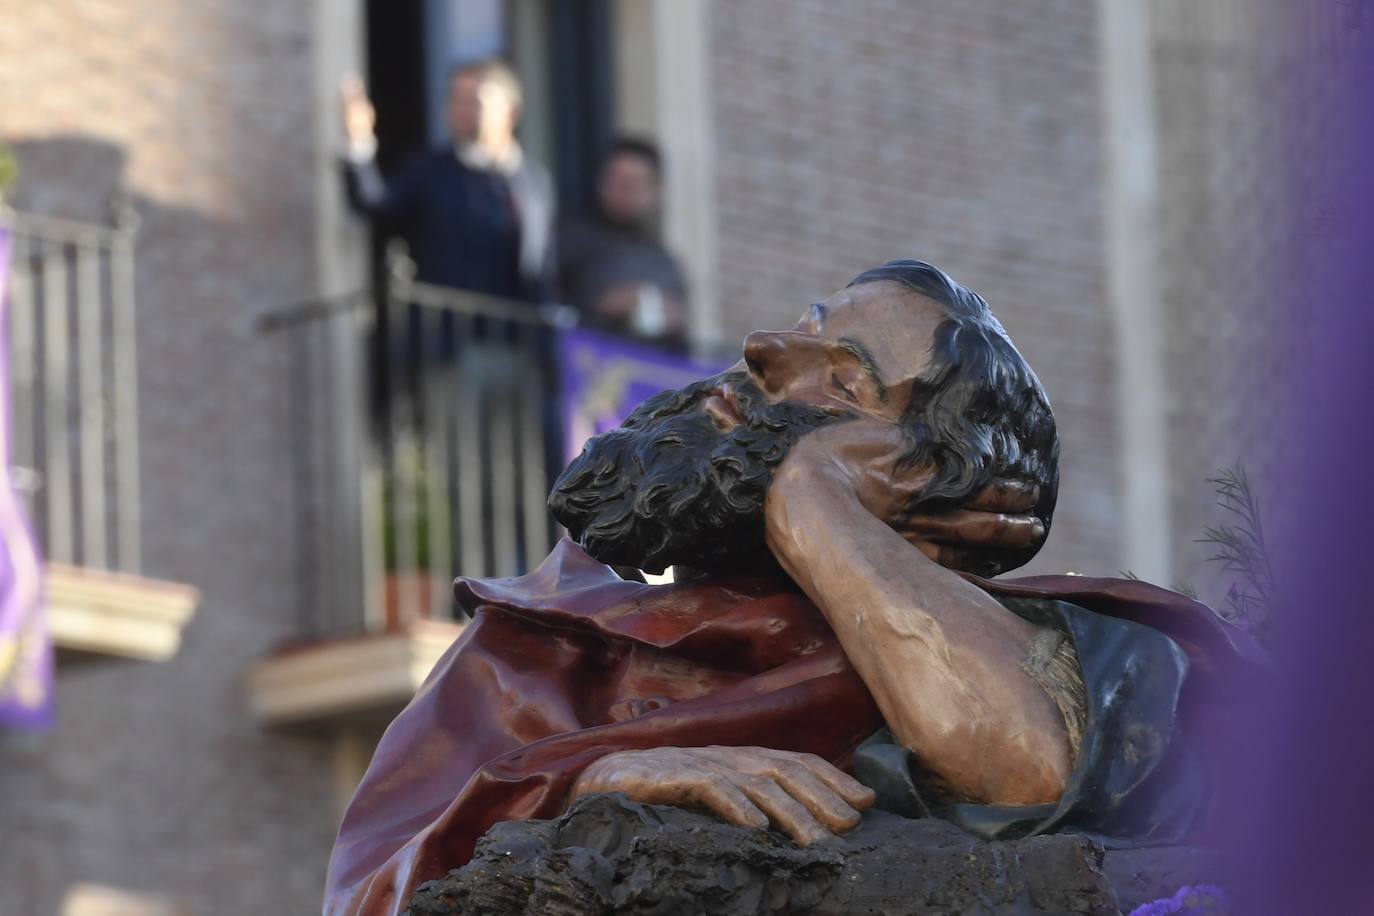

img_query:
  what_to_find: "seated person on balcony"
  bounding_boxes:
[324,260,1261,916]
[339,58,555,304]
[558,137,688,348]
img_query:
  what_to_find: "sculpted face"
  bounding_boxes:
[551,260,1059,576]
[732,281,946,430]
[549,281,948,574]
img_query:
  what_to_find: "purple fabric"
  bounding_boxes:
[0,226,51,729]
[1128,885,1229,916]
[556,327,729,462]
[1217,9,1374,912]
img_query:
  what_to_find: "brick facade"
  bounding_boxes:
[1151,0,1308,606]
[709,0,1120,578]
[0,2,336,913]
[0,1,1295,912]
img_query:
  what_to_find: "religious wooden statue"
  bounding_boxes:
[323,260,1262,916]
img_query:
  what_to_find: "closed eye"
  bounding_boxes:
[830,372,858,403]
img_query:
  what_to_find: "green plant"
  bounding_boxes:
[1119,464,1275,645]
[380,435,432,571]
[1197,464,1276,641]
[0,143,17,202]
[1119,569,1199,600]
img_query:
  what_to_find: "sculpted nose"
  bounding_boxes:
[743,331,790,393]
[743,330,825,395]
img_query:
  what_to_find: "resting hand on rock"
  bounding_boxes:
[568,745,876,847]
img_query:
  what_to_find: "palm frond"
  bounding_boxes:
[1118,567,1198,600]
[1195,464,1275,640]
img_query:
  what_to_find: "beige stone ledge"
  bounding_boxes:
[47,563,200,662]
[245,619,464,729]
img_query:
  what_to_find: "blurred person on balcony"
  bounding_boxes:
[340,59,555,305]
[558,138,688,349]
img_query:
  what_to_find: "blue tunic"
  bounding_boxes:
[854,596,1205,847]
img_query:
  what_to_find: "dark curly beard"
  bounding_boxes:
[548,371,844,574]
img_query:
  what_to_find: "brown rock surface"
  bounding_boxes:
[407,793,1219,915]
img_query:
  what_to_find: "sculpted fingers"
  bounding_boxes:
[775,751,877,811]
[966,479,1040,514]
[764,762,863,832]
[578,747,874,846]
[909,510,1045,551]
[711,747,870,838]
[746,750,872,827]
[574,748,770,831]
[735,773,830,846]
[705,746,875,814]
[637,748,769,825]
[692,777,770,830]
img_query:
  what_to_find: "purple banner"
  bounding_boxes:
[558,328,730,463]
[0,226,51,729]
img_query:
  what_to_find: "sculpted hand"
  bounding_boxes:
[762,422,1074,805]
[569,746,875,846]
[767,420,1046,575]
[901,479,1047,575]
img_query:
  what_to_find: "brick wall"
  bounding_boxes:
[1151,0,1309,610]
[0,1,1304,910]
[0,3,336,913]
[708,0,1121,578]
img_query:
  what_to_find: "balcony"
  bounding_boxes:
[247,252,571,727]
[3,204,199,663]
[248,249,731,733]
[244,619,460,729]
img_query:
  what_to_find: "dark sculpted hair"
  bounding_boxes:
[851,260,1060,536]
[550,258,1059,577]
[549,374,837,574]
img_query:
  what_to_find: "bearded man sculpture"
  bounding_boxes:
[324,260,1261,916]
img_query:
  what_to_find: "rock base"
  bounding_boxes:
[408,793,1219,915]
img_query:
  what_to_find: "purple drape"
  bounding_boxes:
[0,225,51,730]
[557,327,729,462]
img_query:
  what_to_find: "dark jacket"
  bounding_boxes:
[344,146,556,304]
[557,214,687,316]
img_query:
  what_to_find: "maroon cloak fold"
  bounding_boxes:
[323,540,1262,916]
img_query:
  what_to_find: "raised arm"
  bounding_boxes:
[338,73,421,220]
[763,427,1073,806]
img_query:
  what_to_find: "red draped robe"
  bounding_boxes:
[323,540,1261,915]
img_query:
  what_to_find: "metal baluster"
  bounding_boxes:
[489,336,519,578]
[519,327,552,567]
[353,298,385,632]
[42,240,73,564]
[8,233,36,495]
[307,316,329,631]
[76,242,107,569]
[329,294,375,633]
[455,315,484,579]
[110,202,142,573]
[388,301,421,626]
[423,319,454,618]
[286,321,317,632]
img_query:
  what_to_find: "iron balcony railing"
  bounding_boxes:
[3,202,143,575]
[261,249,576,637]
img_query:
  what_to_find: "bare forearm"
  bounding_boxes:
[766,474,1071,804]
